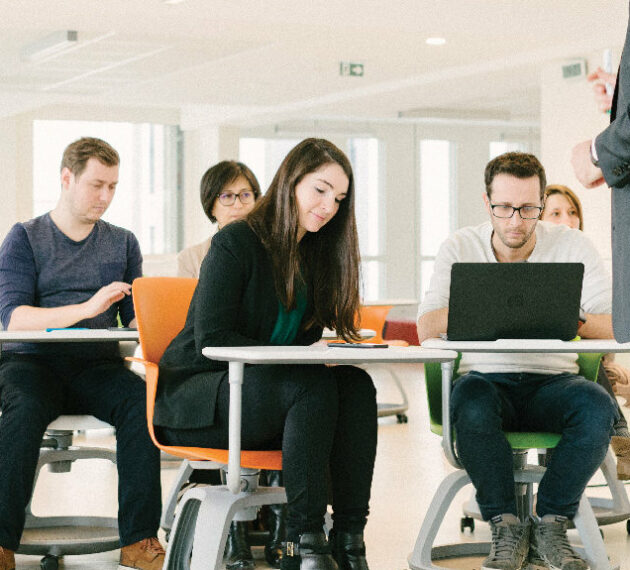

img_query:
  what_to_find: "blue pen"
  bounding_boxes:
[45,327,90,332]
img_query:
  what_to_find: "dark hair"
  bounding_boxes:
[247,138,361,340]
[543,184,584,230]
[484,152,547,201]
[60,137,119,178]
[200,161,261,222]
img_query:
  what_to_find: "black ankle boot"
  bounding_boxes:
[264,502,286,567]
[280,532,339,570]
[225,520,255,569]
[329,530,369,570]
[264,470,286,568]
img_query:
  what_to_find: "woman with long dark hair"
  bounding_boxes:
[157,138,377,570]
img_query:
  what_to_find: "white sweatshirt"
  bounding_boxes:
[418,221,612,375]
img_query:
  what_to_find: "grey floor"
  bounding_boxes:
[13,364,630,569]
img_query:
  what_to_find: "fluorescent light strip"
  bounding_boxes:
[42,46,169,91]
[22,30,78,63]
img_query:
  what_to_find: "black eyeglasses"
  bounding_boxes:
[217,191,255,206]
[490,203,543,220]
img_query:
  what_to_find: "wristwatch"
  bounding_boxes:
[590,139,600,167]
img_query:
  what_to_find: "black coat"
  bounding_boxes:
[156,221,322,429]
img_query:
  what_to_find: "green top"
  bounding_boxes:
[270,289,307,345]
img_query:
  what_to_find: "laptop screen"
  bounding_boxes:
[446,262,584,341]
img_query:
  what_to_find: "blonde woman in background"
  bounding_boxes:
[542,184,630,479]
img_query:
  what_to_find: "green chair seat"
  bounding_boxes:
[424,352,602,451]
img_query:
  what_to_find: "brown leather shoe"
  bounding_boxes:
[119,537,165,569]
[0,547,15,570]
[612,435,630,480]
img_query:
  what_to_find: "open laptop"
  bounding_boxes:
[445,262,584,341]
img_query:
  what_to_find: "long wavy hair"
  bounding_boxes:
[247,138,361,340]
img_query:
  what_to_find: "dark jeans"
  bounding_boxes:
[0,354,162,551]
[451,371,617,521]
[158,364,377,540]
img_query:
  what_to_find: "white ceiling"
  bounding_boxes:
[0,0,626,127]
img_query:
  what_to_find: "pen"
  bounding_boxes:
[45,327,90,331]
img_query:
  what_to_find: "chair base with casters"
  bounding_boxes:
[408,464,619,570]
[412,356,623,570]
[366,362,410,423]
[160,458,221,539]
[459,447,630,534]
[165,470,287,570]
[18,415,119,570]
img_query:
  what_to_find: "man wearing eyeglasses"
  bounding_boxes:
[417,152,616,570]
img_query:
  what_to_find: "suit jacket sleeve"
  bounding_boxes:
[595,12,630,188]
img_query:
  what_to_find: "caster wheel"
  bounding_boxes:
[460,516,475,533]
[396,414,408,424]
[40,554,59,570]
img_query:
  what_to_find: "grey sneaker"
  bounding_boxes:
[482,513,530,570]
[529,515,589,570]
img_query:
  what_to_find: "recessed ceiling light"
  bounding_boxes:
[426,37,446,46]
[162,0,186,4]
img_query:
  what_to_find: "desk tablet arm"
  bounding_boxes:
[440,360,463,469]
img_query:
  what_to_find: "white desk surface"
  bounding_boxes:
[421,338,630,353]
[322,328,376,340]
[0,329,139,343]
[203,344,457,493]
[203,344,457,365]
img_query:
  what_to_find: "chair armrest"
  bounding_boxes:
[440,360,463,469]
[126,355,245,494]
[125,356,162,450]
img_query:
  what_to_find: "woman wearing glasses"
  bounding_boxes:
[177,161,261,279]
[159,138,376,570]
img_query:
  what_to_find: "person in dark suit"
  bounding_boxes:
[156,138,376,570]
[571,4,630,343]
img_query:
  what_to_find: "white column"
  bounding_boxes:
[180,121,241,248]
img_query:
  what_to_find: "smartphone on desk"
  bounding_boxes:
[328,342,388,349]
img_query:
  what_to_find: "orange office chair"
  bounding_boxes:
[357,305,410,423]
[129,277,285,570]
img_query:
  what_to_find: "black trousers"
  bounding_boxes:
[0,354,162,551]
[158,364,377,539]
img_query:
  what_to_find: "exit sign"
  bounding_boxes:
[339,62,364,77]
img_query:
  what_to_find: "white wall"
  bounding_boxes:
[540,49,622,266]
[0,112,34,238]
[180,123,240,249]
